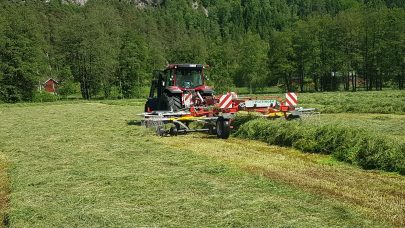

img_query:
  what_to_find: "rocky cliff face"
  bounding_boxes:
[62,0,87,5]
[62,0,207,16]
[63,0,164,7]
[133,0,164,9]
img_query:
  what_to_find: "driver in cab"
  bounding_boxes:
[176,70,202,89]
[176,71,191,88]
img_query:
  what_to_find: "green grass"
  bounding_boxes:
[0,98,146,109]
[161,135,405,227]
[298,90,405,114]
[0,103,395,227]
[321,113,405,140]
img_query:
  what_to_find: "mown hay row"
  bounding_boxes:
[234,116,405,174]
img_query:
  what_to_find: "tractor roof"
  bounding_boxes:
[166,64,205,69]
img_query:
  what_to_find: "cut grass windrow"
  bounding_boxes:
[234,115,405,174]
[160,135,405,226]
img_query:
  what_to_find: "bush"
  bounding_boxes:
[57,80,78,98]
[33,91,59,102]
[0,85,22,103]
[234,117,405,174]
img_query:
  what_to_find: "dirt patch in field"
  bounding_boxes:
[0,155,9,228]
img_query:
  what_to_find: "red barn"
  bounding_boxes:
[43,79,58,93]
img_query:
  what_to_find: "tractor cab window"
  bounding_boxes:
[165,70,174,86]
[175,68,203,89]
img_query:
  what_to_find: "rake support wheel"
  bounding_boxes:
[216,118,230,139]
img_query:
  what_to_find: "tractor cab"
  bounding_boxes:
[164,64,212,92]
[176,69,202,89]
[145,64,214,112]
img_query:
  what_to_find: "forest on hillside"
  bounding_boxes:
[0,0,404,102]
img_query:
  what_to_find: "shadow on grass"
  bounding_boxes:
[0,158,9,228]
[3,214,9,228]
[127,120,142,126]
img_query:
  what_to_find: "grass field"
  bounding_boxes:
[0,92,404,227]
[321,113,405,140]
[296,90,405,114]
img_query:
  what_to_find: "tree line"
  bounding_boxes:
[0,0,404,102]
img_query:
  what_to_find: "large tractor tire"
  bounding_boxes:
[161,93,182,111]
[216,118,230,139]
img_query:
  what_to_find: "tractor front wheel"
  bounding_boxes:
[216,118,230,139]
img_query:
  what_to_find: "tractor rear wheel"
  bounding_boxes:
[161,93,182,111]
[169,126,178,136]
[216,118,230,139]
[169,95,182,111]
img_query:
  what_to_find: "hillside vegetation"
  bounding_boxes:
[0,0,404,102]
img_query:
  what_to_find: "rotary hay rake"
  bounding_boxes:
[140,92,319,139]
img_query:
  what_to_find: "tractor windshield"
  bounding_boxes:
[175,68,203,89]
